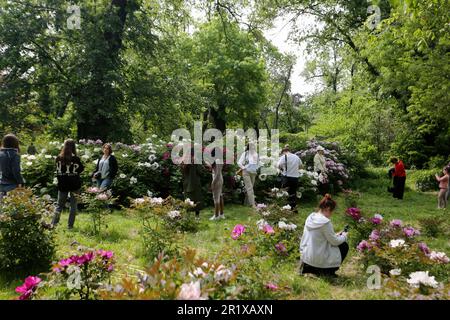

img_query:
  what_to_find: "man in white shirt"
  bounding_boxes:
[278,145,302,212]
[237,143,259,207]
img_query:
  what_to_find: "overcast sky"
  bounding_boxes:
[263,15,321,97]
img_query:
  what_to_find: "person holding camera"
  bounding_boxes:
[299,194,349,277]
[92,143,118,190]
[237,143,260,207]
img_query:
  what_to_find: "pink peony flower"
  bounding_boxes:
[96,193,109,201]
[357,240,372,252]
[390,219,403,228]
[265,283,278,291]
[87,187,101,193]
[403,226,420,238]
[263,224,275,235]
[370,214,383,225]
[369,230,380,242]
[97,250,114,260]
[275,243,287,255]
[162,151,171,160]
[16,276,41,300]
[345,208,361,221]
[418,242,431,255]
[231,224,246,240]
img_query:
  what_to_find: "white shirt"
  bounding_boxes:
[237,151,259,173]
[314,153,327,173]
[278,152,302,178]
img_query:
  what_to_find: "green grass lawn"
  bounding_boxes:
[1,169,449,300]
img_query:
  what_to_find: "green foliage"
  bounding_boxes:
[419,217,447,238]
[0,189,55,276]
[408,169,440,192]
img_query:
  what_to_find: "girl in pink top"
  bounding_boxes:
[435,167,449,209]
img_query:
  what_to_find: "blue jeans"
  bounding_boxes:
[97,178,113,190]
[53,191,78,228]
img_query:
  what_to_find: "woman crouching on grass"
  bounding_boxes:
[299,194,349,277]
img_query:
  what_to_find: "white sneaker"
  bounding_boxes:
[210,215,218,221]
[219,214,225,220]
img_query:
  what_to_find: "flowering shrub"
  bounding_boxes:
[21,137,241,207]
[99,249,239,300]
[0,188,55,275]
[130,196,199,260]
[353,214,449,276]
[342,189,361,208]
[16,249,115,300]
[81,187,116,235]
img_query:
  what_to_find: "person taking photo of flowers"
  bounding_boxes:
[299,194,349,277]
[53,139,84,229]
[277,144,302,213]
[0,134,24,200]
[435,166,449,209]
[92,143,118,190]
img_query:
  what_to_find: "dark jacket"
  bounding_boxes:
[0,148,25,185]
[56,155,85,192]
[93,155,118,180]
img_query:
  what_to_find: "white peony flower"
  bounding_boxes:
[151,162,159,170]
[168,210,181,219]
[407,271,439,288]
[185,198,195,207]
[53,178,58,185]
[150,197,164,205]
[278,221,297,231]
[311,180,318,186]
[147,190,153,197]
[148,155,157,162]
[119,173,126,179]
[256,219,269,230]
[389,239,406,248]
[389,269,402,276]
[44,155,52,159]
[133,198,146,205]
[429,251,449,263]
[282,205,292,211]
[130,177,138,185]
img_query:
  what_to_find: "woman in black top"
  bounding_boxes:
[53,139,84,229]
[0,134,24,199]
[92,143,118,190]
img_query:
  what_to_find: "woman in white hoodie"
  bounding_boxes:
[299,194,349,276]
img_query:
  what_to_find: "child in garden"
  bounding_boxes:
[0,134,24,200]
[435,167,449,209]
[299,194,349,277]
[53,139,85,229]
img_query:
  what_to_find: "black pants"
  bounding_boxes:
[282,176,299,209]
[302,242,349,276]
[393,176,406,199]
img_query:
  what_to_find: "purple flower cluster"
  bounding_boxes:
[346,207,362,221]
[79,139,103,145]
[403,226,420,238]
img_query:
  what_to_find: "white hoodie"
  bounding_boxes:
[300,212,347,268]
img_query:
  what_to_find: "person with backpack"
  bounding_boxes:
[237,143,259,207]
[52,139,84,229]
[0,134,24,200]
[278,145,302,213]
